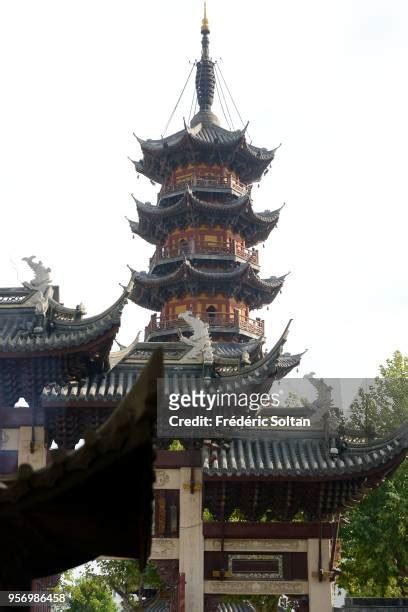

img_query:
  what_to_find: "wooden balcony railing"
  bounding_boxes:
[160,173,247,197]
[145,311,264,340]
[149,240,259,270]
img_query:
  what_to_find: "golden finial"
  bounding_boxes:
[201,1,209,33]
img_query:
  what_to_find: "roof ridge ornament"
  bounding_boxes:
[22,256,52,294]
[178,310,214,364]
[22,256,53,321]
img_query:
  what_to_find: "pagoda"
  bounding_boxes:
[128,10,284,346]
[1,6,407,612]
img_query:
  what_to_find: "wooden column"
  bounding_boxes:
[18,426,46,470]
[179,467,204,612]
[307,538,333,612]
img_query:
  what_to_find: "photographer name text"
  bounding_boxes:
[168,415,311,428]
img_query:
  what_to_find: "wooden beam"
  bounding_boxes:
[203,522,334,539]
[155,450,202,468]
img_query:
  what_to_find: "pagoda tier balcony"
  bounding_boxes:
[159,173,247,200]
[145,311,264,341]
[149,240,259,273]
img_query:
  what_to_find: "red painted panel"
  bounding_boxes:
[178,572,186,612]
[155,450,201,468]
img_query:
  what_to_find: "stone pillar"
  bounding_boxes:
[179,467,204,612]
[307,538,333,612]
[18,426,47,470]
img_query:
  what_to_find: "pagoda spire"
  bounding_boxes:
[191,1,220,126]
[201,1,210,52]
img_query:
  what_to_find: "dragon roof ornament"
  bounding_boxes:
[22,256,51,294]
[177,310,214,364]
[22,256,53,319]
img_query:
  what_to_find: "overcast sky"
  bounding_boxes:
[0,0,407,377]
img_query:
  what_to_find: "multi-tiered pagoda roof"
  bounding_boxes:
[128,190,282,247]
[122,0,293,350]
[133,124,278,185]
[129,261,287,311]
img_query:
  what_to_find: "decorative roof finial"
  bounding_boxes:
[191,0,220,127]
[201,1,209,34]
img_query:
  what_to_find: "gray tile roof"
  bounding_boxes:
[133,123,278,184]
[137,122,277,163]
[128,190,281,247]
[42,367,142,403]
[202,425,408,477]
[137,123,241,150]
[129,261,286,311]
[213,338,264,359]
[109,338,264,369]
[0,289,128,353]
[189,123,245,146]
[41,339,301,404]
[135,190,251,216]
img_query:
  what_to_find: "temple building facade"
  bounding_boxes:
[0,7,407,612]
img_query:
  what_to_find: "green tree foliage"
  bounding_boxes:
[348,351,408,436]
[339,460,408,596]
[97,559,162,611]
[339,351,408,596]
[168,439,184,450]
[55,561,162,611]
[203,507,214,521]
[56,569,117,611]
